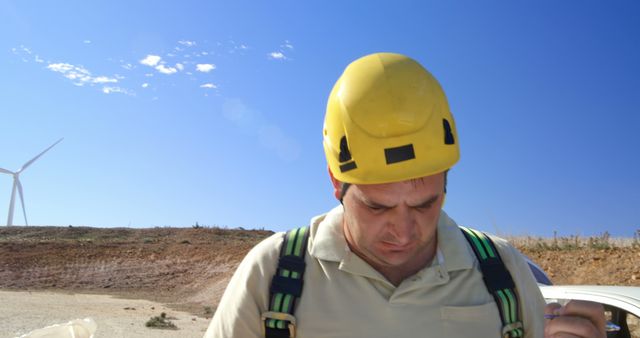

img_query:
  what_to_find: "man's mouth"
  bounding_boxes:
[380,241,413,252]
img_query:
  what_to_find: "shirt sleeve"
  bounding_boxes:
[204,233,284,338]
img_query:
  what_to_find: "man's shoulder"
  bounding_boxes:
[246,231,286,259]
[241,225,315,267]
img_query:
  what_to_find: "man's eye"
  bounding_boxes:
[368,205,385,211]
[415,203,433,210]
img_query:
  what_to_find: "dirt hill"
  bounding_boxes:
[1,226,639,316]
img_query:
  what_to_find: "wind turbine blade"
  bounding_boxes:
[7,180,17,226]
[16,179,28,226]
[18,137,64,173]
[0,168,14,175]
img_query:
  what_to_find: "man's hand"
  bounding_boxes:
[544,300,606,338]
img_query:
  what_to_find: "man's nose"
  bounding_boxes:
[388,208,416,244]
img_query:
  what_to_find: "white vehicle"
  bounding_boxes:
[526,257,640,338]
[539,285,640,338]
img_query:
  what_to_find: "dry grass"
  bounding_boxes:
[505,229,640,252]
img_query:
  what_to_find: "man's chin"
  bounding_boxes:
[373,250,416,267]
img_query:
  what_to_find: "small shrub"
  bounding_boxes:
[588,231,611,250]
[204,306,213,316]
[145,312,178,330]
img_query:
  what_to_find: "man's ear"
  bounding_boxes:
[328,166,342,201]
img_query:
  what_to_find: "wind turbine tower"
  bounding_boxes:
[0,138,64,226]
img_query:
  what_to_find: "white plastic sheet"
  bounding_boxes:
[18,318,97,338]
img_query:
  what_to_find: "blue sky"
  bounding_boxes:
[1,1,638,236]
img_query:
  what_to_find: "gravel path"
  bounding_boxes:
[0,290,210,338]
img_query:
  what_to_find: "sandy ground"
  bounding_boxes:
[1,227,638,337]
[0,291,210,338]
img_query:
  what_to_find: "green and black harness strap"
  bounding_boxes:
[263,226,310,338]
[460,226,525,338]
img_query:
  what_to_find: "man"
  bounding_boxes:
[205,53,605,338]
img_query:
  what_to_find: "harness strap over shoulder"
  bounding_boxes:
[264,226,310,338]
[460,226,524,338]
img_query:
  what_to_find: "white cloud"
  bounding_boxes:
[102,86,134,95]
[47,62,120,88]
[92,76,118,84]
[142,83,149,88]
[155,64,177,74]
[200,83,217,89]
[196,63,216,73]
[268,52,287,60]
[48,63,75,73]
[47,63,92,85]
[178,40,196,47]
[282,40,294,50]
[34,55,44,63]
[122,63,133,70]
[176,63,184,71]
[140,55,161,67]
[83,40,91,44]
[145,73,154,77]
[201,51,209,56]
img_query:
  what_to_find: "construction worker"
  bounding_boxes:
[205,53,606,338]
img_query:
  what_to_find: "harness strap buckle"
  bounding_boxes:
[502,321,523,338]
[262,311,296,338]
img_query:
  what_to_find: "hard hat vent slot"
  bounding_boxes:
[443,119,455,145]
[385,144,415,165]
[339,136,352,162]
[339,136,357,172]
[339,161,357,172]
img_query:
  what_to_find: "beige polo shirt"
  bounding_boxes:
[204,206,545,338]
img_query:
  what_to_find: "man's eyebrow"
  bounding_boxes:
[359,193,441,209]
[408,194,440,208]
[360,196,393,209]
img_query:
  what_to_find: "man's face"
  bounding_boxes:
[337,173,445,275]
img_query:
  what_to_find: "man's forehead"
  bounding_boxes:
[355,172,445,189]
[352,179,442,204]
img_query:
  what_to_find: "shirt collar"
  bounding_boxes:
[308,205,348,262]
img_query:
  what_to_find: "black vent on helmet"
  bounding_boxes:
[339,136,357,172]
[339,136,352,162]
[385,144,415,164]
[443,119,455,145]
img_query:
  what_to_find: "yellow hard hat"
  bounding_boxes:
[323,53,460,184]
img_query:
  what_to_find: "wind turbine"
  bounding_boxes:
[1,138,64,226]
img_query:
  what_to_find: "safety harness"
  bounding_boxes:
[460,226,524,338]
[263,226,310,338]
[263,226,523,338]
